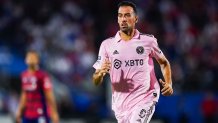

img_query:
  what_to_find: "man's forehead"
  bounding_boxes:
[118,6,134,14]
[27,52,38,57]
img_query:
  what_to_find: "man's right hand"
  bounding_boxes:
[99,59,111,77]
[93,59,111,86]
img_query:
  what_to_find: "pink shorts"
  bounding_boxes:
[115,101,156,123]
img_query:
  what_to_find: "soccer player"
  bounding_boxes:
[92,1,173,123]
[16,51,59,123]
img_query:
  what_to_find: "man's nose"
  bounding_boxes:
[121,16,127,22]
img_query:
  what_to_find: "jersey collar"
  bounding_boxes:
[115,29,140,43]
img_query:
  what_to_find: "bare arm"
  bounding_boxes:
[156,55,173,96]
[157,56,172,85]
[92,60,111,86]
[16,91,26,123]
[44,89,59,123]
[92,69,104,86]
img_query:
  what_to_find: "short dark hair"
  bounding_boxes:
[26,50,39,57]
[118,1,137,14]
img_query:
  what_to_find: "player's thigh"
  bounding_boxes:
[129,102,156,123]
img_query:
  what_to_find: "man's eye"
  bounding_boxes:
[118,14,122,17]
[125,14,131,17]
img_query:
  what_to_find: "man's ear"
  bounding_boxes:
[135,16,138,23]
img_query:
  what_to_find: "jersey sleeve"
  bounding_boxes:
[42,73,53,90]
[150,38,164,59]
[93,41,108,69]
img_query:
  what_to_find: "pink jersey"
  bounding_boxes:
[93,29,164,116]
[21,69,52,119]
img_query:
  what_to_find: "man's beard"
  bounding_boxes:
[120,26,133,35]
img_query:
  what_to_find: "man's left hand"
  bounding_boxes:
[159,79,173,96]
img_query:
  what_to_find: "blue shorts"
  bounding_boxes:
[22,117,50,123]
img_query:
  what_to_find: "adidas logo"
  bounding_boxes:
[113,50,119,55]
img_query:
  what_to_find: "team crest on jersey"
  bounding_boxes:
[136,46,144,54]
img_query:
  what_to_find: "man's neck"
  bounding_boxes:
[120,29,135,41]
[28,65,39,73]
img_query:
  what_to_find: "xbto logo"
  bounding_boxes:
[113,59,144,69]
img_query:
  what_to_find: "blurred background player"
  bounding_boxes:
[16,51,59,123]
[93,1,173,123]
